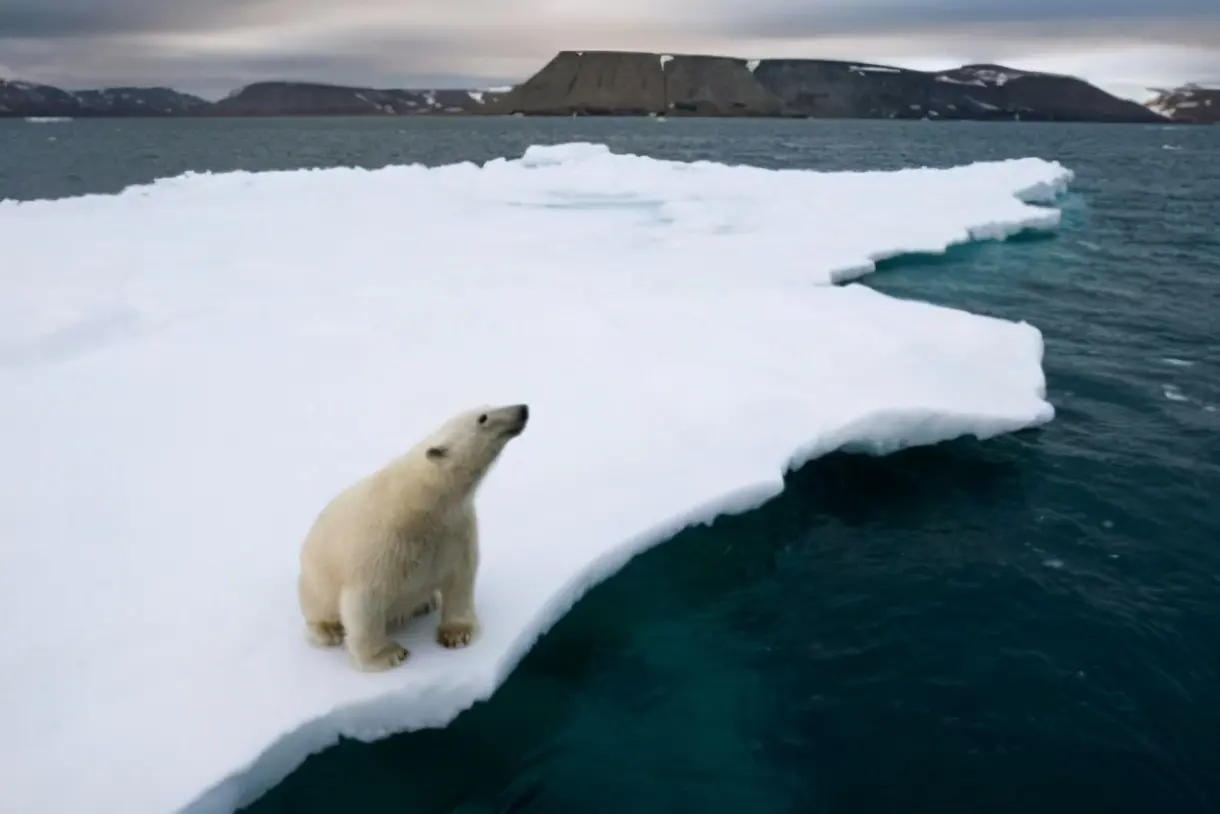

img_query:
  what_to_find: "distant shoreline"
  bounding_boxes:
[8,113,1196,123]
[3,50,1217,124]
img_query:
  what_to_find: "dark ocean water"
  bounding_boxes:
[4,117,1218,813]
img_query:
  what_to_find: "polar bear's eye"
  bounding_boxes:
[478,413,488,424]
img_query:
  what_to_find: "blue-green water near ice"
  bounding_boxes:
[3,117,1218,813]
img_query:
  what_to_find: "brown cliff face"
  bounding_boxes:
[663,55,783,116]
[752,59,938,119]
[484,51,783,116]
[485,51,665,116]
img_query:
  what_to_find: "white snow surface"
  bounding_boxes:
[0,142,1070,814]
[936,75,986,87]
[967,67,1023,86]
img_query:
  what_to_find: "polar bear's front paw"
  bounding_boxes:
[436,621,475,649]
[352,640,409,671]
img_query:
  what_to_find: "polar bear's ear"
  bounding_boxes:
[426,446,449,461]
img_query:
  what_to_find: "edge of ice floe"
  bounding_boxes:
[87,143,1068,814]
[179,390,1054,814]
[831,158,1076,284]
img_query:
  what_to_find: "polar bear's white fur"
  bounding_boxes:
[297,403,530,671]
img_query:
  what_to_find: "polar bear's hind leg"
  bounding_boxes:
[305,620,344,647]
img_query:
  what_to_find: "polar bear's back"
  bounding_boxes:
[297,454,427,616]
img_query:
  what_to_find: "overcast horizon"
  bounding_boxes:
[3,0,1219,103]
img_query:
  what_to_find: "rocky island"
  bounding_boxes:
[482,51,1169,123]
[0,77,504,119]
[2,50,1212,123]
[1145,84,1220,124]
[0,79,206,117]
[201,82,505,116]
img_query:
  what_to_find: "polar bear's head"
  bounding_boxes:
[421,403,530,492]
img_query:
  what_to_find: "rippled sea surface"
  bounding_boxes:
[4,116,1218,813]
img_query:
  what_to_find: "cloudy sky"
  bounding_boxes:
[2,0,1218,101]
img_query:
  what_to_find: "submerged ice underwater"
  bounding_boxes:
[1,128,1216,814]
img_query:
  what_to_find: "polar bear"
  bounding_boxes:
[297,403,529,671]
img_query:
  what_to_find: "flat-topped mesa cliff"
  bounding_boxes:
[203,81,507,116]
[0,79,205,116]
[483,50,784,116]
[751,59,939,119]
[1145,84,1220,124]
[489,52,1171,123]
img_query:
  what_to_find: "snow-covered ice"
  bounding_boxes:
[0,142,1070,814]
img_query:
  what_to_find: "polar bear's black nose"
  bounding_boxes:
[517,404,529,423]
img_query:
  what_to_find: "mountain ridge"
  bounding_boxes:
[2,51,1206,123]
[1,79,207,117]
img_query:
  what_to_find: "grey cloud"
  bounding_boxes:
[6,0,1220,42]
[2,0,1219,94]
[0,0,269,37]
[0,0,526,39]
[0,24,537,97]
[705,0,1220,39]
